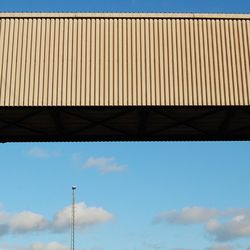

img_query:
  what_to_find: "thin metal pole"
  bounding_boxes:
[71,186,76,250]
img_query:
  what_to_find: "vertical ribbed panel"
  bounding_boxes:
[0,15,249,106]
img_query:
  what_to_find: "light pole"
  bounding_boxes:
[71,186,76,250]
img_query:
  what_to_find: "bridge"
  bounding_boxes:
[0,13,249,142]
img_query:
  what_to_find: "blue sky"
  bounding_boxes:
[0,0,250,13]
[1,142,250,250]
[0,1,250,250]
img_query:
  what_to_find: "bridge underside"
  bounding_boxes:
[0,107,250,142]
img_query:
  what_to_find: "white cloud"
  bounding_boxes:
[143,241,166,250]
[83,157,126,174]
[155,206,250,242]
[207,219,221,231]
[9,211,48,233]
[0,202,112,237]
[171,249,196,250]
[0,224,9,237]
[205,243,235,250]
[27,147,60,158]
[0,242,69,250]
[0,242,100,250]
[0,209,48,236]
[0,244,22,250]
[53,202,113,232]
[27,242,68,250]
[154,207,220,225]
[206,212,250,241]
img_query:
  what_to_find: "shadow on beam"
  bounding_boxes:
[0,107,250,142]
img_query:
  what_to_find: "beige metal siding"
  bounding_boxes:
[0,13,249,106]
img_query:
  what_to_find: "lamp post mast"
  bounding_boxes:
[71,186,76,250]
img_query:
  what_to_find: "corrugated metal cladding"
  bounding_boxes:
[0,13,250,106]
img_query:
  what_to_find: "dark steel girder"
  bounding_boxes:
[0,107,250,142]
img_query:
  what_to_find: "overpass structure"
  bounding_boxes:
[0,12,249,142]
